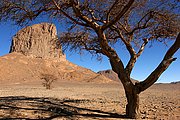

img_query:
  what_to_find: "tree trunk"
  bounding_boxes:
[125,88,140,119]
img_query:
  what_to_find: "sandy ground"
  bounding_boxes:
[0,81,179,120]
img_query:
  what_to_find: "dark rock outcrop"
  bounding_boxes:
[98,69,138,83]
[10,23,65,60]
[98,69,120,82]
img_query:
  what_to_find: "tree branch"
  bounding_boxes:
[82,45,102,54]
[102,0,134,30]
[127,11,153,35]
[10,2,29,13]
[137,38,148,57]
[111,25,136,56]
[69,0,99,29]
[96,28,125,73]
[117,21,130,33]
[96,28,134,89]
[110,22,149,76]
[138,33,180,92]
[110,25,142,76]
[106,0,119,22]
[52,0,89,27]
[125,38,148,76]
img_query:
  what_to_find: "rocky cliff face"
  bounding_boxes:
[10,23,65,60]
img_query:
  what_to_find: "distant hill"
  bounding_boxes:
[97,70,119,82]
[97,69,138,83]
[170,81,180,84]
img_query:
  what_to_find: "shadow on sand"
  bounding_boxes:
[0,96,126,119]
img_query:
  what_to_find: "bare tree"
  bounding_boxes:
[0,0,179,118]
[41,73,57,89]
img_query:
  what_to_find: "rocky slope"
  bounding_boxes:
[0,23,113,85]
[0,53,113,85]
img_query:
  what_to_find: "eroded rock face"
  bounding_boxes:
[10,23,65,60]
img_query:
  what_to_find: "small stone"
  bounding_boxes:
[154,105,158,109]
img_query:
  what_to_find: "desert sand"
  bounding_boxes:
[0,81,179,120]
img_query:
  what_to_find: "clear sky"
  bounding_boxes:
[0,21,179,83]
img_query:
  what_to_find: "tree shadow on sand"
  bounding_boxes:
[0,96,126,119]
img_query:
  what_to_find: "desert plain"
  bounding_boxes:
[0,80,179,120]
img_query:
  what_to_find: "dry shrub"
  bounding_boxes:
[41,74,57,89]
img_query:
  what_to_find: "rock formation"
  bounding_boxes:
[10,23,65,60]
[0,23,114,85]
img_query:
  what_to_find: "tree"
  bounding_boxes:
[41,73,57,89]
[0,0,179,118]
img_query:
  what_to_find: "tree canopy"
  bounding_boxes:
[0,0,179,61]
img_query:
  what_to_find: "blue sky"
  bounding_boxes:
[0,22,179,83]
